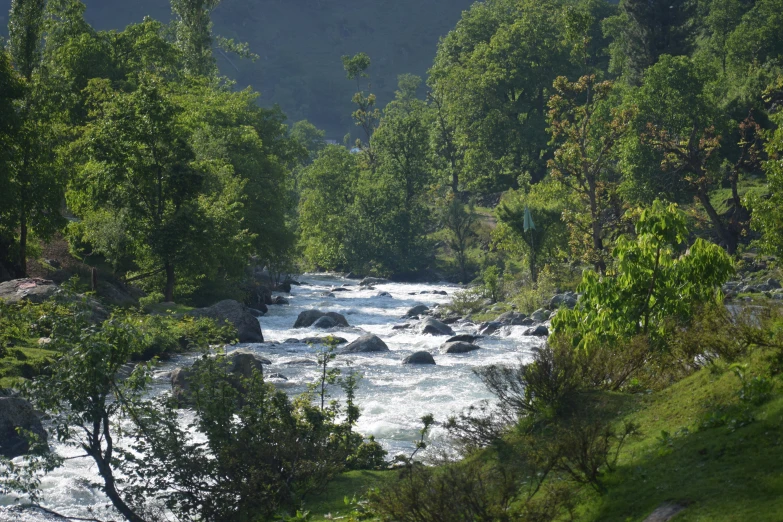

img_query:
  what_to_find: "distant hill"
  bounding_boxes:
[0,0,474,138]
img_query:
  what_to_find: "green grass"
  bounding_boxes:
[303,470,395,521]
[709,179,769,216]
[578,350,783,521]
[144,302,194,315]
[0,344,57,389]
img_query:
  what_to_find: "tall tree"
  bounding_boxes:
[70,75,204,301]
[5,0,65,276]
[171,0,220,76]
[605,0,695,83]
[547,75,633,272]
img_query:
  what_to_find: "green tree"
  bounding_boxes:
[627,55,744,253]
[4,0,66,276]
[496,180,571,283]
[436,191,478,283]
[552,200,734,351]
[298,145,359,270]
[0,50,23,278]
[69,75,204,301]
[547,75,634,272]
[290,119,326,165]
[170,0,220,76]
[604,0,695,83]
[750,78,783,259]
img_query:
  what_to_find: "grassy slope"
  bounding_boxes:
[306,349,783,521]
[0,343,56,389]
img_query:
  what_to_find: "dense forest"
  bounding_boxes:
[2,0,783,520]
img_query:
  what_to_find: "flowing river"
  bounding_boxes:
[1,274,544,521]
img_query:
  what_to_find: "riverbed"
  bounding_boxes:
[1,274,543,521]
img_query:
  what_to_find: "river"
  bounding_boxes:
[1,274,543,521]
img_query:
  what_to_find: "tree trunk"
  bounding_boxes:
[164,261,175,302]
[696,189,737,254]
[19,207,27,277]
[587,183,606,274]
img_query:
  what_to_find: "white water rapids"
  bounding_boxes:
[1,274,544,521]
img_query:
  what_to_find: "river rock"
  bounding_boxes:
[392,323,411,330]
[376,291,393,298]
[247,307,266,317]
[418,317,455,336]
[332,287,351,292]
[312,315,338,329]
[446,334,480,343]
[267,373,288,381]
[525,325,549,337]
[441,315,461,324]
[341,334,390,353]
[0,278,59,304]
[441,341,480,354]
[294,310,349,328]
[281,358,317,366]
[0,397,47,458]
[479,322,502,336]
[273,282,292,293]
[191,300,263,343]
[271,296,289,305]
[360,277,388,286]
[403,351,436,364]
[550,292,578,309]
[406,304,429,317]
[321,292,336,298]
[299,336,348,345]
[531,309,551,322]
[495,311,528,325]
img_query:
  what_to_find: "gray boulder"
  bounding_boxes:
[341,334,390,353]
[191,300,263,343]
[267,373,288,381]
[406,304,429,317]
[525,325,549,337]
[0,397,47,458]
[312,315,339,329]
[403,351,436,364]
[294,310,349,328]
[531,309,551,323]
[446,334,480,343]
[495,311,528,325]
[360,277,388,286]
[418,317,455,336]
[549,292,578,310]
[376,291,393,298]
[479,322,502,336]
[0,278,58,304]
[332,287,351,292]
[392,324,411,330]
[299,336,348,345]
[441,341,480,354]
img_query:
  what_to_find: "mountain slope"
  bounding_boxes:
[0,0,474,138]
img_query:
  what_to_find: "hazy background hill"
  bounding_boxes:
[0,0,474,138]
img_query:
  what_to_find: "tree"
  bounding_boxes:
[290,119,326,165]
[547,75,634,272]
[70,75,204,301]
[630,55,744,253]
[4,0,66,277]
[0,50,23,279]
[436,191,478,283]
[605,0,695,83]
[750,78,783,259]
[298,145,360,270]
[552,201,734,352]
[170,0,221,76]
[496,180,571,283]
[342,52,379,167]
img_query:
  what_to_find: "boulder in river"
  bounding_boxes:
[332,287,351,292]
[191,300,263,343]
[405,304,429,318]
[376,291,393,298]
[341,334,390,353]
[299,336,348,345]
[171,350,272,403]
[549,292,578,310]
[441,341,480,354]
[392,323,411,330]
[312,315,339,329]
[294,310,349,328]
[479,322,502,336]
[446,334,480,343]
[531,308,551,323]
[418,317,455,336]
[0,396,47,458]
[360,277,388,286]
[525,325,549,337]
[403,351,436,365]
[495,311,527,325]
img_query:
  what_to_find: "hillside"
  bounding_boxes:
[0,0,473,138]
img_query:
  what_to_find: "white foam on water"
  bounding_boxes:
[0,274,542,520]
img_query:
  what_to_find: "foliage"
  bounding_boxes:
[552,201,734,351]
[435,191,478,282]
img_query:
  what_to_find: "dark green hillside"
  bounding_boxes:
[0,0,473,137]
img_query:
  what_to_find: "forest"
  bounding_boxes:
[2,0,783,520]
